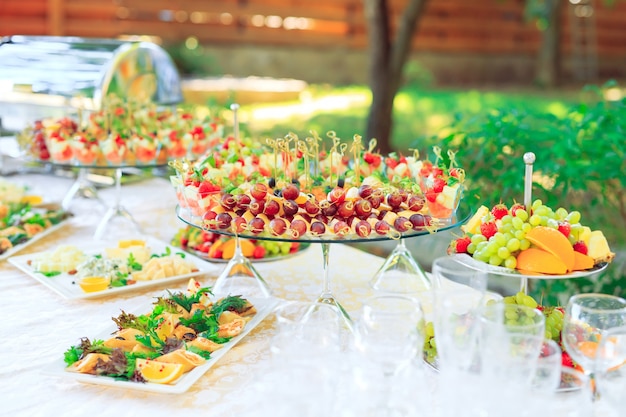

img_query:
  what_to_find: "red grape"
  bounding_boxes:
[215,212,233,229]
[369,195,382,209]
[220,193,237,210]
[407,195,425,212]
[235,194,251,210]
[282,199,299,216]
[250,183,268,200]
[336,200,355,218]
[264,199,280,216]
[232,216,247,233]
[409,213,426,229]
[289,219,307,239]
[358,184,373,199]
[354,199,372,218]
[310,221,326,236]
[386,192,403,209]
[321,202,337,217]
[394,216,412,233]
[249,217,266,234]
[355,220,372,237]
[304,200,320,215]
[269,218,287,236]
[327,187,346,204]
[333,220,350,237]
[202,210,218,229]
[249,199,265,216]
[374,220,391,235]
[282,184,300,200]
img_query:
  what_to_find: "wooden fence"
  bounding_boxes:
[1,0,625,83]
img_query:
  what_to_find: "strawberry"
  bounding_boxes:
[432,178,446,193]
[252,245,266,259]
[452,236,471,254]
[510,203,526,217]
[561,351,575,368]
[449,168,461,178]
[480,221,498,239]
[557,221,571,238]
[363,152,382,167]
[573,240,588,255]
[491,203,509,220]
[384,157,398,169]
[425,190,437,203]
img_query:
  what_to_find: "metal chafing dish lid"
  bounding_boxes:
[0,35,183,107]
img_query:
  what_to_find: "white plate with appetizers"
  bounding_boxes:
[8,236,221,299]
[0,218,71,261]
[42,295,279,394]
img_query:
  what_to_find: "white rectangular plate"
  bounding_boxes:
[0,219,70,261]
[8,236,221,299]
[43,296,278,394]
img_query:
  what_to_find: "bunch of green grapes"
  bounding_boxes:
[258,240,292,256]
[503,291,564,342]
[467,199,584,268]
[423,321,437,364]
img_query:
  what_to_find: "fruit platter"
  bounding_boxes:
[171,133,468,241]
[8,237,219,299]
[171,225,306,262]
[16,95,225,167]
[54,278,277,393]
[447,200,614,279]
[0,178,71,261]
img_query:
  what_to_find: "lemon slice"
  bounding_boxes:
[135,358,184,384]
[21,195,43,205]
[78,276,110,293]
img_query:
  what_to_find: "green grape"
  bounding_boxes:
[535,206,550,217]
[486,241,499,255]
[515,292,526,305]
[506,238,521,252]
[515,209,529,222]
[545,329,553,340]
[540,216,549,226]
[497,246,510,259]
[529,214,542,227]
[514,230,525,240]
[504,256,517,269]
[494,232,507,246]
[500,223,514,234]
[555,207,569,220]
[566,211,581,224]
[547,218,559,229]
[501,214,513,224]
[488,254,503,266]
[522,222,532,233]
[467,243,477,254]
[520,238,531,250]
[546,315,557,329]
[532,199,543,210]
[522,295,538,309]
[512,217,524,230]
[471,234,487,245]
[503,296,516,304]
[425,321,435,338]
[503,232,514,242]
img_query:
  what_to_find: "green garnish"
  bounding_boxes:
[40,271,61,277]
[127,253,142,271]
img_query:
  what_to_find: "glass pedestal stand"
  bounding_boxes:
[61,167,106,211]
[211,235,272,299]
[94,168,143,240]
[369,238,431,295]
[317,242,353,331]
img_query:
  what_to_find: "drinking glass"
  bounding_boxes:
[354,295,424,417]
[430,255,488,292]
[532,338,563,391]
[594,325,626,415]
[562,293,626,380]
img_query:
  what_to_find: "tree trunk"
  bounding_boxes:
[535,0,562,87]
[365,0,429,154]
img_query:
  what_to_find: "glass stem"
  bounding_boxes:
[321,242,332,298]
[114,168,123,212]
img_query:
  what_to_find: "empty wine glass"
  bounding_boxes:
[594,325,626,415]
[562,293,626,387]
[354,295,424,417]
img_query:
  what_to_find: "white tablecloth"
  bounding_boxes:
[0,172,418,417]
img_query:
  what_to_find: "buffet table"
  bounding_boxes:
[1,172,616,417]
[0,172,431,416]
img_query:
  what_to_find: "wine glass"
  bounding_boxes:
[354,295,424,417]
[594,325,626,414]
[562,293,626,387]
[369,238,431,295]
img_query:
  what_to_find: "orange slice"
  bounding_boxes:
[516,248,568,275]
[78,276,110,293]
[222,238,255,259]
[572,251,594,271]
[525,226,575,272]
[135,358,184,384]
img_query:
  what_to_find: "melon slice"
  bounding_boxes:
[572,251,594,271]
[461,205,489,235]
[516,248,568,275]
[525,226,575,272]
